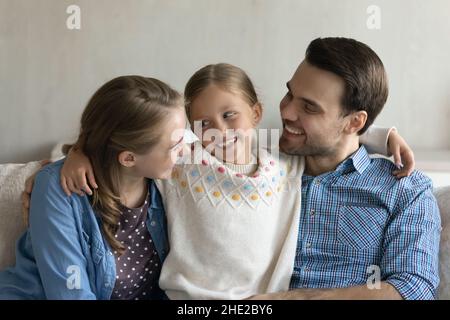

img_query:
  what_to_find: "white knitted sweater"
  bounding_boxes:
[156,142,304,299]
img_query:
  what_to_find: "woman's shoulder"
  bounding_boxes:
[35,159,66,184]
[32,158,86,217]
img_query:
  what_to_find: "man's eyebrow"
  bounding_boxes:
[300,97,322,109]
[169,136,184,149]
[286,81,322,110]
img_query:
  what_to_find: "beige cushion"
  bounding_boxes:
[0,162,41,270]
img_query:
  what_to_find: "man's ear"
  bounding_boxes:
[252,102,263,126]
[118,151,137,168]
[344,110,368,135]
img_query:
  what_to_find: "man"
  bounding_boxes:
[251,37,441,299]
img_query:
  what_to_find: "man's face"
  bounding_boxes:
[279,60,349,157]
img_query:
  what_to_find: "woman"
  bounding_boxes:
[0,75,186,299]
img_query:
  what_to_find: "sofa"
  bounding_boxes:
[0,160,449,299]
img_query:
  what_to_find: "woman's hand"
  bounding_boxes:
[388,129,415,178]
[60,147,97,196]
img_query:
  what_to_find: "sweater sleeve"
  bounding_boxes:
[360,125,396,156]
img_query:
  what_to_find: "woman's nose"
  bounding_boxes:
[178,146,184,158]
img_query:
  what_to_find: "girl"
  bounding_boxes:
[28,64,414,300]
[0,76,186,299]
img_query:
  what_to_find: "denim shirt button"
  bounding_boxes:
[150,221,156,227]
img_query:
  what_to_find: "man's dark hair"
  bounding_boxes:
[305,37,389,134]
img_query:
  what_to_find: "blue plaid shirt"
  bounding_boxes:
[289,146,441,300]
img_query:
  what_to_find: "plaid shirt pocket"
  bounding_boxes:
[338,203,388,250]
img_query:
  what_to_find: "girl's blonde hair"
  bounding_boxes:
[184,63,259,120]
[75,75,182,254]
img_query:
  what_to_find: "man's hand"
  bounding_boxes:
[245,282,402,300]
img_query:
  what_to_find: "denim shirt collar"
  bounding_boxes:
[148,179,164,211]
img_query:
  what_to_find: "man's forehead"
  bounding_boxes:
[290,61,345,105]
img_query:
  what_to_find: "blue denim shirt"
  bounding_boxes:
[0,160,169,300]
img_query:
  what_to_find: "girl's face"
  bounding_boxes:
[133,107,186,179]
[189,84,262,164]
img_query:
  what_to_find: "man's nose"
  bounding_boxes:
[280,98,298,122]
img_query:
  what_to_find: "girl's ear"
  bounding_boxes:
[252,102,263,126]
[118,151,137,168]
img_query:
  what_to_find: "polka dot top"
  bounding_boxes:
[110,194,163,300]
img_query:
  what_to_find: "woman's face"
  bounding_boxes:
[133,107,186,179]
[189,84,262,164]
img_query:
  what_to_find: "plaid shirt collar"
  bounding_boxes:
[334,145,371,175]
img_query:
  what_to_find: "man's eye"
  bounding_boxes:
[223,112,236,119]
[304,104,316,113]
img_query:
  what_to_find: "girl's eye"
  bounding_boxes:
[202,120,210,128]
[223,112,236,119]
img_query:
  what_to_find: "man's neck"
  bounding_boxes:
[304,139,360,176]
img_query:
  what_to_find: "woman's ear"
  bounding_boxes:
[252,102,263,126]
[344,110,368,135]
[118,151,137,168]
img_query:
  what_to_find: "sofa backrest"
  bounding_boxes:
[0,162,41,270]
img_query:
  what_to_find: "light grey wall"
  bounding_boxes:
[1,0,449,163]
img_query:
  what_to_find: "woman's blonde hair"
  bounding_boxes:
[184,63,259,120]
[75,76,182,254]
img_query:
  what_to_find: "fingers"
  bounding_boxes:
[78,174,93,196]
[392,150,415,179]
[22,205,29,227]
[60,175,72,196]
[21,191,31,227]
[22,191,30,210]
[86,169,98,190]
[392,145,402,169]
[402,150,415,176]
[24,174,35,194]
[40,159,52,166]
[67,178,84,196]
